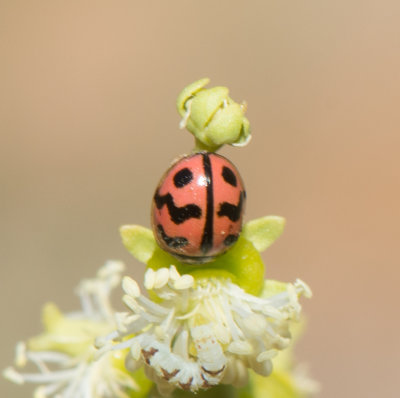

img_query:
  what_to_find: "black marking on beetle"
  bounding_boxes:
[217,191,244,222]
[222,166,237,187]
[173,167,193,188]
[157,224,188,248]
[172,252,216,264]
[200,153,214,254]
[223,234,238,246]
[154,191,201,224]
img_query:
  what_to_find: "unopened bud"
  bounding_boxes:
[177,78,251,151]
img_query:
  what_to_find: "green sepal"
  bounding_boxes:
[147,236,265,296]
[233,115,251,147]
[189,86,229,140]
[120,225,156,264]
[242,216,285,252]
[176,77,210,117]
[203,101,245,147]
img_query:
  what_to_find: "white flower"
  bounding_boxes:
[3,261,145,398]
[97,266,311,394]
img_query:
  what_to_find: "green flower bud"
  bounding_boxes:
[177,78,251,152]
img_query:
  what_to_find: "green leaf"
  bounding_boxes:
[242,216,286,252]
[120,225,156,264]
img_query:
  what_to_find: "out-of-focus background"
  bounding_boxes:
[1,1,399,397]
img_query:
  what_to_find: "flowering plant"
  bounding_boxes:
[4,79,317,398]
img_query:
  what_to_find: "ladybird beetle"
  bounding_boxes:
[151,152,246,264]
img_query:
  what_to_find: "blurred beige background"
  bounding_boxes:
[1,1,399,397]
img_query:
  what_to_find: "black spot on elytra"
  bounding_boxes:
[154,191,201,224]
[157,224,188,248]
[222,166,237,187]
[217,191,244,222]
[173,168,193,188]
[223,234,238,246]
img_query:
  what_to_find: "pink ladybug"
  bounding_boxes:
[151,152,246,263]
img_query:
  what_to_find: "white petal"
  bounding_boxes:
[295,279,312,298]
[3,367,25,385]
[15,342,27,367]
[98,260,125,278]
[33,386,47,398]
[249,356,273,376]
[130,340,141,361]
[154,268,170,289]
[172,329,189,359]
[144,268,156,290]
[257,349,278,362]
[212,324,231,345]
[115,312,130,333]
[168,265,180,281]
[173,274,194,290]
[241,314,267,335]
[122,277,140,298]
[154,326,165,340]
[227,340,253,355]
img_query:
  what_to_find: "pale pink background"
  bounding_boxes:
[1,2,399,397]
